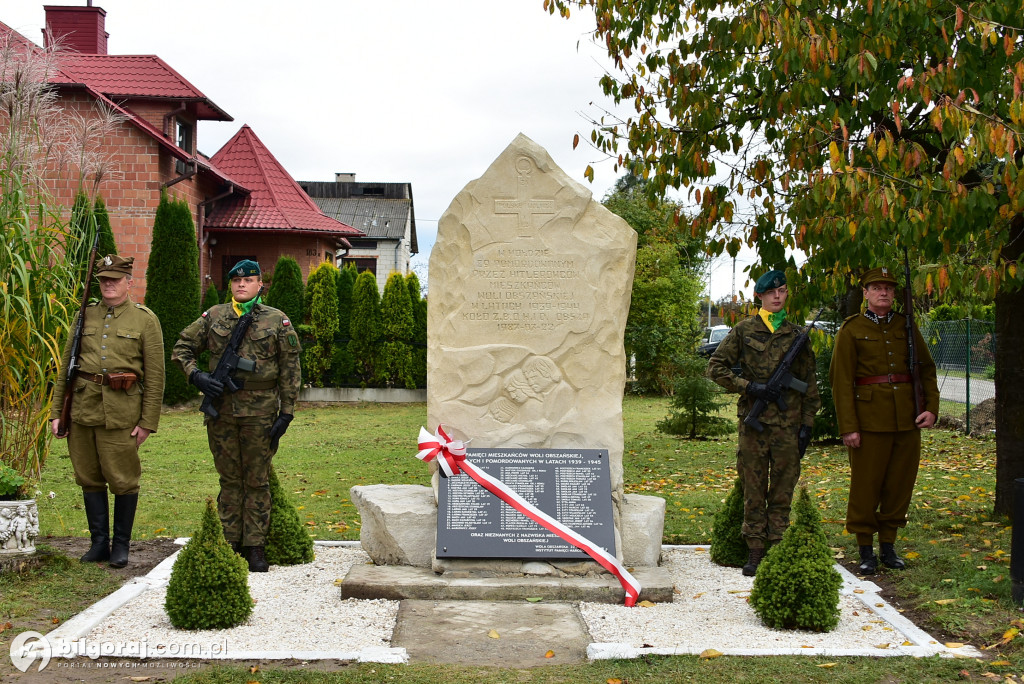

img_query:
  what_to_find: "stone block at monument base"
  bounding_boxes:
[351,485,436,568]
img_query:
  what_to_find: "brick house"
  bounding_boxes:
[0,4,358,298]
[300,175,418,293]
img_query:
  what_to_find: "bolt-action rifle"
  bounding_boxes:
[199,306,258,419]
[742,309,823,433]
[56,232,101,438]
[903,248,926,417]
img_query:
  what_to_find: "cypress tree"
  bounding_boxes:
[164,499,252,630]
[145,192,201,404]
[348,270,381,387]
[330,263,357,385]
[265,255,304,324]
[750,487,842,632]
[379,272,414,389]
[303,261,339,387]
[69,191,95,287]
[90,194,118,301]
[406,272,427,388]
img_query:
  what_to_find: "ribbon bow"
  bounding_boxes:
[416,425,468,478]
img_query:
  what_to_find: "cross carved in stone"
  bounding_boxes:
[493,156,556,238]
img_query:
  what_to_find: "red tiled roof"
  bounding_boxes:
[205,126,361,242]
[54,54,231,121]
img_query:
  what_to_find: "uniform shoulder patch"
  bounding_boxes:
[283,318,290,326]
[201,310,209,318]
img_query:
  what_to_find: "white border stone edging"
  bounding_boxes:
[586,545,982,661]
[44,540,408,665]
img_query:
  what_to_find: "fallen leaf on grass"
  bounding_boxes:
[699,648,722,659]
[128,678,152,682]
[0,622,11,633]
[934,599,958,605]
[990,659,1011,665]
[51,617,59,624]
[250,665,260,673]
[544,650,555,658]
[488,629,500,639]
[816,663,837,668]
[607,679,623,684]
[904,551,921,559]
[945,642,965,649]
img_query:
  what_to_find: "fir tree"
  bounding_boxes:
[348,270,381,387]
[750,488,842,632]
[265,255,304,324]
[378,272,415,389]
[656,354,733,438]
[265,467,315,566]
[406,271,427,388]
[145,192,201,404]
[164,500,252,630]
[303,261,339,387]
[709,478,747,568]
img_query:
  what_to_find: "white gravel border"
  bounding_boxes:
[41,542,979,664]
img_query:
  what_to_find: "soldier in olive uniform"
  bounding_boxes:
[829,267,939,575]
[50,255,164,568]
[172,259,301,572]
[707,270,820,576]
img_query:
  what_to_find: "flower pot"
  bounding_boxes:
[0,499,39,556]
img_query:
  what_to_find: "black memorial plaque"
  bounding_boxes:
[436,448,616,559]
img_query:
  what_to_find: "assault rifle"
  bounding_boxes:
[743,309,823,433]
[56,232,101,438]
[199,307,257,419]
[903,248,926,417]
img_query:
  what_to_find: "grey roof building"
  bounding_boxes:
[299,174,418,293]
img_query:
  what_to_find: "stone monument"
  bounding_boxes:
[346,133,669,602]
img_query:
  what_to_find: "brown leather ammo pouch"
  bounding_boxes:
[106,372,138,391]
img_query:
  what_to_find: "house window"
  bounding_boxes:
[175,119,194,175]
[342,257,377,276]
[348,238,378,250]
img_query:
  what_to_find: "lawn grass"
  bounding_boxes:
[6,396,1022,682]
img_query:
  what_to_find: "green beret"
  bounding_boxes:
[228,259,261,278]
[94,254,133,279]
[754,269,786,294]
[860,266,898,287]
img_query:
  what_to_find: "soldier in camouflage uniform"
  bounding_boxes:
[707,270,820,576]
[829,266,939,575]
[50,255,164,568]
[172,259,301,572]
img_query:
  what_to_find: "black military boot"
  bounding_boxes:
[857,545,878,575]
[80,491,110,563]
[228,540,243,556]
[742,547,766,577]
[108,494,138,569]
[880,543,907,570]
[246,546,269,573]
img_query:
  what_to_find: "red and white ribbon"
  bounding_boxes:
[415,425,640,607]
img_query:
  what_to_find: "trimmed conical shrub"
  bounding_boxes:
[750,487,842,632]
[265,467,315,566]
[709,477,747,567]
[265,255,304,324]
[165,500,252,630]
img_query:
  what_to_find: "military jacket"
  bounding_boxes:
[50,298,165,431]
[706,315,820,427]
[829,311,940,434]
[172,303,301,418]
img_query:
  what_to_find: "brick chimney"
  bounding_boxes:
[44,4,108,55]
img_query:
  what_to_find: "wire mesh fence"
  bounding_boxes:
[921,319,996,436]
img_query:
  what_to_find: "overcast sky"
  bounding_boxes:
[2,0,755,301]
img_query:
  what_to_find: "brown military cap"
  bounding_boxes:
[860,266,898,288]
[94,254,134,279]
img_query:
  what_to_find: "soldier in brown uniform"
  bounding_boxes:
[50,255,165,568]
[172,259,301,572]
[707,270,820,576]
[830,267,939,575]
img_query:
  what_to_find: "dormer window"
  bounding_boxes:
[176,118,193,153]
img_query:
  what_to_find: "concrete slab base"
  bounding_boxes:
[340,564,674,603]
[393,600,590,666]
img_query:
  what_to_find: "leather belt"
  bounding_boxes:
[79,372,108,385]
[855,373,912,386]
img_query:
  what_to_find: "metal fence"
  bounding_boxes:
[921,319,996,435]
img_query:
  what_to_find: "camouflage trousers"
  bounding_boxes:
[206,413,275,546]
[736,421,802,548]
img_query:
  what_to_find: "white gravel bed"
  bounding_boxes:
[581,547,959,656]
[85,546,398,657]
